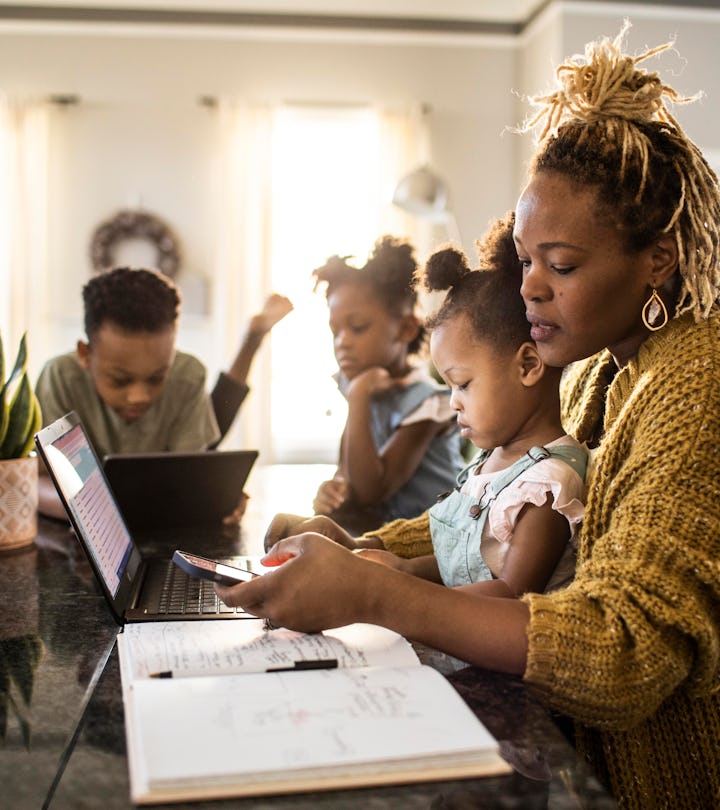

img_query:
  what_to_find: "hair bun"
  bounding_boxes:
[523,20,694,143]
[423,247,471,293]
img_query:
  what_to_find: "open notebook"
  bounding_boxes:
[118,620,512,803]
[35,411,261,623]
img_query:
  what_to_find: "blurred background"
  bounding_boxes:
[1,0,719,462]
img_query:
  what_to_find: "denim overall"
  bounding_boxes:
[430,445,588,587]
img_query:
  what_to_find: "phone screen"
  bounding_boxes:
[173,550,256,585]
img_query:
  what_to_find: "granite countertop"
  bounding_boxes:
[1,514,616,809]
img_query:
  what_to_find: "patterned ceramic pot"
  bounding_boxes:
[0,456,38,551]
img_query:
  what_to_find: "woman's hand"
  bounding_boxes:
[216,533,378,632]
[353,547,408,571]
[263,512,357,552]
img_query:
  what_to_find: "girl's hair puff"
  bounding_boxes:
[313,235,425,355]
[519,19,720,320]
[421,212,529,352]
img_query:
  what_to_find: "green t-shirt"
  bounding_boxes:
[36,350,220,458]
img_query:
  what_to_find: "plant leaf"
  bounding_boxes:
[14,394,42,459]
[0,332,28,451]
[0,399,8,451]
[0,373,34,459]
[5,333,28,388]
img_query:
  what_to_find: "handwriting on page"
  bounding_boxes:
[122,621,418,679]
[133,665,494,787]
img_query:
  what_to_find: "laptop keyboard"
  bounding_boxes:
[157,561,244,615]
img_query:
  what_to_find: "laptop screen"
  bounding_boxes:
[40,418,135,598]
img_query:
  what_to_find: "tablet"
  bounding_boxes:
[103,450,259,531]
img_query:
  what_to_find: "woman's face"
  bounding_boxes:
[514,171,659,368]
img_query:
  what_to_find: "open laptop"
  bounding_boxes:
[35,411,260,624]
[103,449,258,532]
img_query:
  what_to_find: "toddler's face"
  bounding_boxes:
[430,314,521,450]
[327,282,414,380]
[77,323,176,423]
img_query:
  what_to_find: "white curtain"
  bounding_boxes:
[377,104,430,250]
[0,97,50,378]
[213,101,427,462]
[212,101,274,455]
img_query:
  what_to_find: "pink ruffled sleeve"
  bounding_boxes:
[488,458,585,546]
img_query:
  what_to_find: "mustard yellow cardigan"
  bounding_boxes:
[368,311,720,809]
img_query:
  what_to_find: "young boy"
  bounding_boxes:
[36,266,292,518]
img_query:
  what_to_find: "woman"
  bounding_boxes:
[217,24,720,807]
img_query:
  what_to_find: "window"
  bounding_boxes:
[268,106,383,463]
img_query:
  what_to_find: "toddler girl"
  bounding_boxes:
[312,235,464,532]
[363,214,588,596]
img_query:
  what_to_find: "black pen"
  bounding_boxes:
[266,659,338,673]
[148,659,339,678]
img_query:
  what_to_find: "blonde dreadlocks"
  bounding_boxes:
[520,19,720,320]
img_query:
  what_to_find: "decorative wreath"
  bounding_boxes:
[89,209,182,278]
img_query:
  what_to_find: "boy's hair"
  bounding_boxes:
[420,212,527,352]
[83,267,181,342]
[313,235,425,355]
[519,20,720,321]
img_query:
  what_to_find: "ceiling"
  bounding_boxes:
[0,1,557,33]
[2,1,719,34]
[3,1,548,21]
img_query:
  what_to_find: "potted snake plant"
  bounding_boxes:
[0,332,42,551]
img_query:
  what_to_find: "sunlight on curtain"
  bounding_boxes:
[215,102,424,463]
[212,101,274,457]
[268,104,423,463]
[377,104,436,260]
[0,98,50,378]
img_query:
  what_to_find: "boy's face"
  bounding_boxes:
[77,323,176,423]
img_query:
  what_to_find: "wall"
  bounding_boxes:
[2,1,719,409]
[520,3,720,172]
[0,25,518,386]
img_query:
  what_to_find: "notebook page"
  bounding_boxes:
[127,665,503,797]
[119,620,420,679]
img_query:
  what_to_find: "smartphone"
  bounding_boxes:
[172,549,256,586]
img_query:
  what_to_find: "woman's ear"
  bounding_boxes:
[515,341,545,387]
[76,339,90,368]
[649,234,679,288]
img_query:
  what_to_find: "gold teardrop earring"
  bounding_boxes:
[641,288,669,331]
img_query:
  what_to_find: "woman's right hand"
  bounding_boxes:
[264,512,357,552]
[218,533,380,633]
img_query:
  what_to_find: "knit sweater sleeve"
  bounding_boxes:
[362,511,433,558]
[523,313,720,731]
